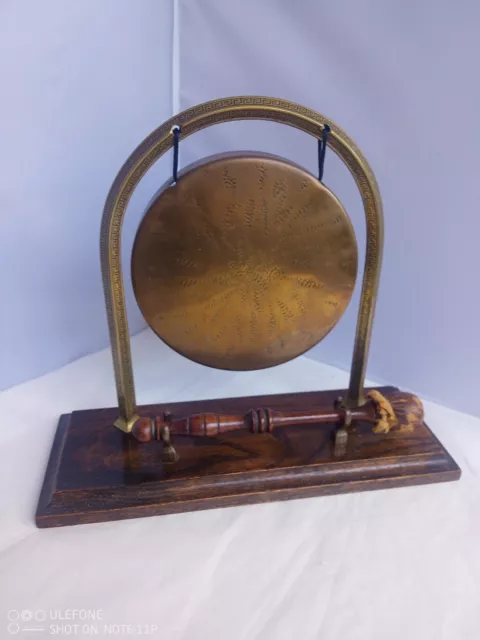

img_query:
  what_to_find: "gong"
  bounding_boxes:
[131,152,357,370]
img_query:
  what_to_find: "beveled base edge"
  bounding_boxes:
[38,459,460,529]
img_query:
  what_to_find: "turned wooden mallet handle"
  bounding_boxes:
[132,390,424,443]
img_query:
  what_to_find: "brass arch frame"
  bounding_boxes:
[100,96,384,432]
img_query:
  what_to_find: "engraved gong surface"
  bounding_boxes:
[131,152,358,370]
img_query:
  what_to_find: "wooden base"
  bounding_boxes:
[36,387,460,528]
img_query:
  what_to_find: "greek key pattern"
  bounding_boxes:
[100,96,383,428]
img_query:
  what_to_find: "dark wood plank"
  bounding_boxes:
[36,386,461,527]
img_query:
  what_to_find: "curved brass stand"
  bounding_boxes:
[100,96,384,432]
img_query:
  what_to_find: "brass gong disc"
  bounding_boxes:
[132,152,358,370]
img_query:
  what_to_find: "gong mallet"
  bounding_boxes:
[131,390,424,463]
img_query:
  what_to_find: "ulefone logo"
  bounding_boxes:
[6,609,158,636]
[8,609,48,634]
[7,609,102,635]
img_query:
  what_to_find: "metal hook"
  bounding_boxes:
[161,425,179,464]
[171,125,181,184]
[334,407,351,457]
[318,124,330,182]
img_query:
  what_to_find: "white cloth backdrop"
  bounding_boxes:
[2,0,479,417]
[178,0,480,417]
[0,0,172,390]
[0,330,479,640]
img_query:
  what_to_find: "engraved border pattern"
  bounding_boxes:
[100,96,383,430]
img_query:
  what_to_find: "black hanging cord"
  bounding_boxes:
[318,124,331,182]
[172,125,181,183]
